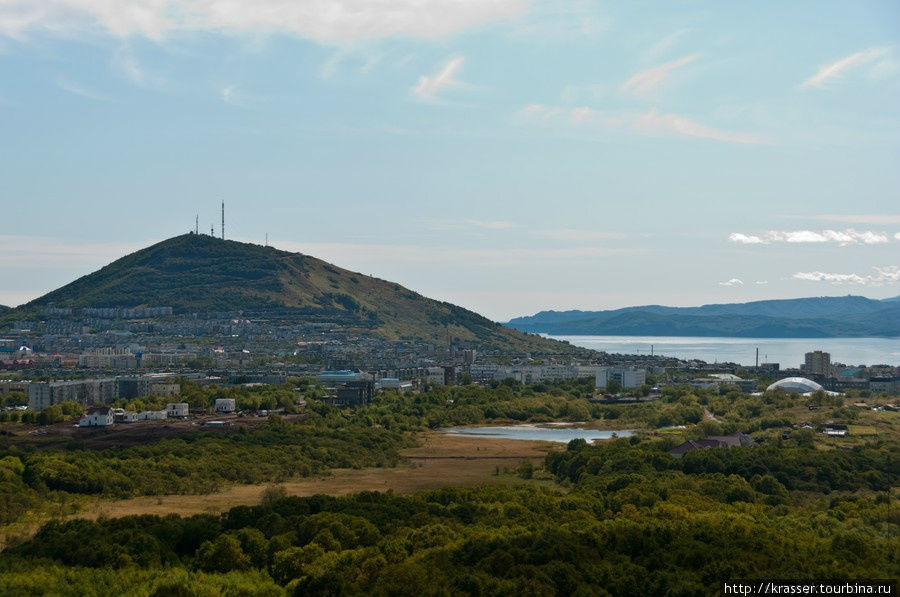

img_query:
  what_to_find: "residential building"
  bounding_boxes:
[596,367,647,390]
[668,433,755,458]
[28,378,117,410]
[214,398,236,413]
[166,402,189,418]
[804,351,831,376]
[79,406,114,427]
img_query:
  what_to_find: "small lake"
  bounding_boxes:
[442,425,632,443]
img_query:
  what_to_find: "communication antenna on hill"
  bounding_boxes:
[210,224,214,236]
[265,233,268,247]
[221,201,225,240]
[195,215,199,235]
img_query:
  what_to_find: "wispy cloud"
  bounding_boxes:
[56,76,110,102]
[805,214,900,225]
[529,229,627,242]
[220,84,241,105]
[755,280,769,285]
[718,278,744,287]
[0,1,527,44]
[729,229,892,246]
[113,50,164,89]
[466,219,517,230]
[267,240,639,267]
[622,54,698,96]
[0,235,146,268]
[642,29,689,62]
[519,104,767,145]
[800,47,888,89]
[792,266,899,285]
[413,55,465,101]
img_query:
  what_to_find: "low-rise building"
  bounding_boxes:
[79,406,114,427]
[166,402,189,418]
[214,398,236,413]
[138,410,167,421]
[668,433,755,458]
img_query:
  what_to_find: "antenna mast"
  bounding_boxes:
[195,215,199,234]
[221,201,225,240]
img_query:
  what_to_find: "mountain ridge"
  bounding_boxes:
[506,296,900,338]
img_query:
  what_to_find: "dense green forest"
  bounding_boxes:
[1,435,896,595]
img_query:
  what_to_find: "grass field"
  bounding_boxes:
[849,424,878,436]
[59,432,561,521]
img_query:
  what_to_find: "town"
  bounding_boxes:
[2,304,897,430]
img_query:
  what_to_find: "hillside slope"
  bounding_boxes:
[9,234,575,353]
[507,296,900,338]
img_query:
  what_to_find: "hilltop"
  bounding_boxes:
[7,234,577,354]
[506,296,900,338]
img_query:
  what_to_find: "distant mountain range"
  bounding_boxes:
[2,234,579,354]
[506,296,900,338]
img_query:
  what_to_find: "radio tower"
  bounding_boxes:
[195,215,199,234]
[221,201,225,240]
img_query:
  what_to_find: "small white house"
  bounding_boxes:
[138,410,167,421]
[115,411,138,423]
[79,406,114,427]
[214,398,236,413]
[166,402,189,418]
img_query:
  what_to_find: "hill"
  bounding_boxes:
[6,234,576,353]
[506,296,900,338]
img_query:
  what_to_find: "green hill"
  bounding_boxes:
[507,296,900,338]
[9,234,576,353]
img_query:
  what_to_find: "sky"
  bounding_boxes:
[1,1,899,321]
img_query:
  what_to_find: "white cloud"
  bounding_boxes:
[755,280,769,285]
[729,229,892,246]
[792,266,900,286]
[413,55,465,101]
[728,233,765,244]
[0,1,527,44]
[621,54,698,96]
[56,76,110,101]
[800,47,888,89]
[519,104,767,145]
[221,84,237,104]
[718,278,744,287]
[806,214,900,225]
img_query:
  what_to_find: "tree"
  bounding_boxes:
[195,534,251,573]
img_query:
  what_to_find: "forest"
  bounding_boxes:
[1,434,897,595]
[0,378,897,595]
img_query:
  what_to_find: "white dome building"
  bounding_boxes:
[766,377,824,393]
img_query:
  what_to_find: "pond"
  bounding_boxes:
[441,424,632,443]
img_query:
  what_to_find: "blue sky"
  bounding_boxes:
[1,1,898,320]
